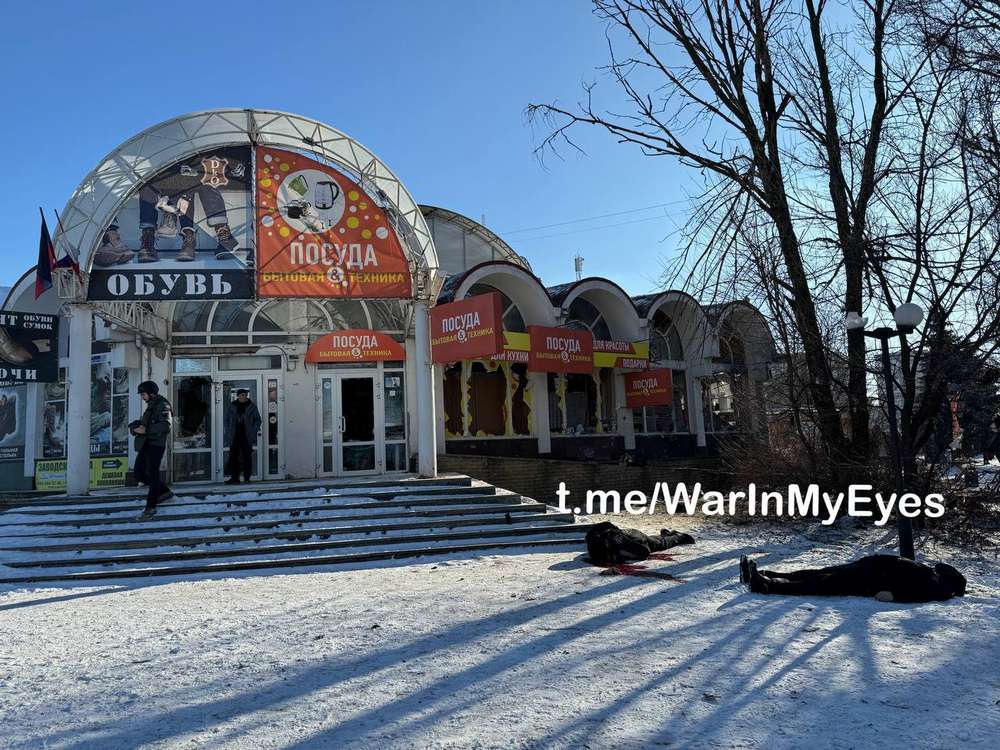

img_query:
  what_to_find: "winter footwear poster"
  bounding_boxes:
[87,147,255,301]
[0,384,25,460]
[255,146,412,298]
[0,311,58,385]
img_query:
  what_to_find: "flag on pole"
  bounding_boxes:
[34,208,57,299]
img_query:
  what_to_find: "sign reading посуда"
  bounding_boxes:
[625,368,673,407]
[430,292,505,364]
[305,330,406,363]
[527,326,593,374]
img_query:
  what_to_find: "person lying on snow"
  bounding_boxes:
[585,521,694,568]
[739,554,966,603]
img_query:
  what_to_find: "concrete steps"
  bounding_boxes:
[0,475,588,584]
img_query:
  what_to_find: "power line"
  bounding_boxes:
[512,212,678,242]
[499,199,687,235]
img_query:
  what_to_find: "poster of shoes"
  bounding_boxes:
[0,384,26,461]
[255,146,412,298]
[87,146,255,301]
[0,311,58,386]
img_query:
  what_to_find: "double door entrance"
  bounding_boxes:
[172,358,408,482]
[317,369,407,476]
[172,366,284,484]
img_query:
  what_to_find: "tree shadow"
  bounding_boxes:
[34,545,755,750]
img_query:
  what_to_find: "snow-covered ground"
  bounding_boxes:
[2,518,998,750]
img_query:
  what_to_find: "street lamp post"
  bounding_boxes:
[846,303,925,560]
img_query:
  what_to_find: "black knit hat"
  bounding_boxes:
[137,380,159,396]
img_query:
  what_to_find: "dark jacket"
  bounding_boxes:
[133,395,172,451]
[224,400,262,444]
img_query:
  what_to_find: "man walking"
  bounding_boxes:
[225,388,261,484]
[130,381,174,518]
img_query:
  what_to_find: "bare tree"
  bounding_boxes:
[528,0,999,475]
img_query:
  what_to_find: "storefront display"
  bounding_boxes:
[87,147,256,301]
[0,108,773,493]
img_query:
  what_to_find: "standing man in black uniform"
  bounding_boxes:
[131,381,174,518]
[225,388,262,484]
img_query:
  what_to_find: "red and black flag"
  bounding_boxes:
[35,208,57,299]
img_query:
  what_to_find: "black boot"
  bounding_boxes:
[137,227,159,263]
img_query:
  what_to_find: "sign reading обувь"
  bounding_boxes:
[87,270,255,301]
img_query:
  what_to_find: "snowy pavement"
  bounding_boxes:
[1,520,998,750]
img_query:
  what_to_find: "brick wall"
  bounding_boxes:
[438,454,733,506]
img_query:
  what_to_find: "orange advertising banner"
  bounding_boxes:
[430,292,505,364]
[305,330,406,363]
[625,368,673,407]
[255,146,412,298]
[527,325,593,373]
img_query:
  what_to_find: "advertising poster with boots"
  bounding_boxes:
[0,311,58,386]
[87,146,255,300]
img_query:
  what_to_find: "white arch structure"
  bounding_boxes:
[53,109,441,493]
[53,108,439,294]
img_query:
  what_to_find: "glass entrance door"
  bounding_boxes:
[214,373,284,482]
[319,372,381,476]
[173,374,213,483]
[218,378,262,481]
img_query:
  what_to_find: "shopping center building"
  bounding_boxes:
[0,109,775,494]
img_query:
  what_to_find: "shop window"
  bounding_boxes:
[174,376,212,451]
[468,283,525,332]
[304,301,333,332]
[324,299,372,330]
[173,301,212,332]
[704,375,739,432]
[510,363,531,435]
[650,311,684,363]
[599,368,616,432]
[566,298,611,341]
[218,355,282,371]
[444,361,531,438]
[90,355,113,456]
[547,373,564,434]
[634,370,689,434]
[468,362,506,436]
[42,372,67,459]
[443,364,463,436]
[171,301,212,344]
[211,302,255,332]
[253,302,291,333]
[564,373,597,434]
[173,358,210,374]
[383,370,406,441]
[111,367,130,455]
[673,371,689,431]
[367,300,408,331]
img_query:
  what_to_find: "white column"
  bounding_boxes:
[529,372,551,454]
[66,304,92,495]
[413,300,437,477]
[615,372,635,450]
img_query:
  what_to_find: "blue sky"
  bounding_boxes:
[1,0,695,294]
